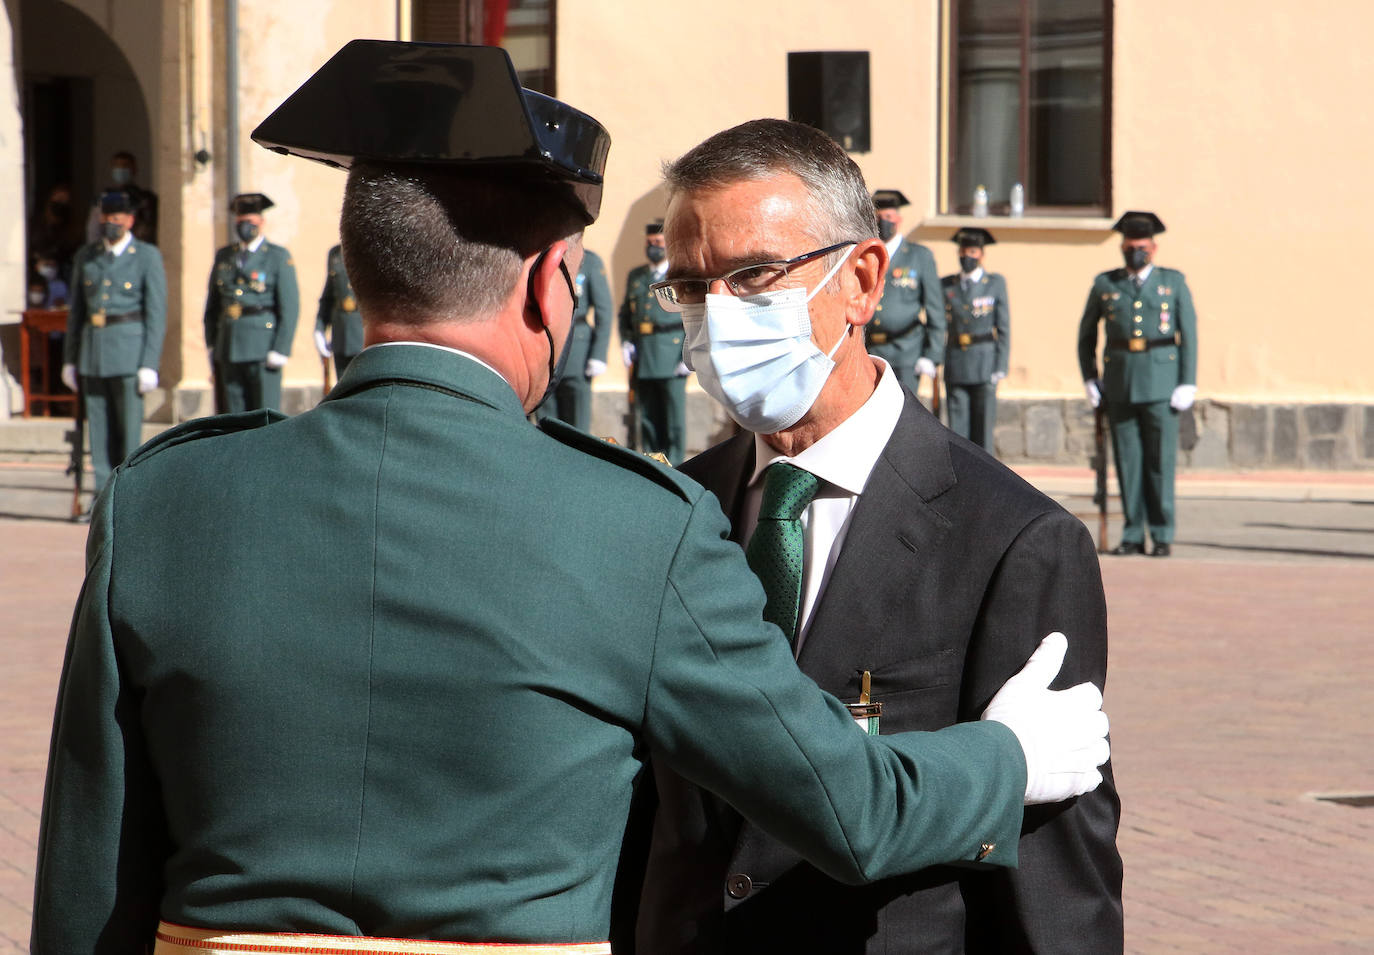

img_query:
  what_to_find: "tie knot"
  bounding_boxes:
[758,463,820,522]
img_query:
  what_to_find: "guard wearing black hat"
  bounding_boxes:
[203,192,300,413]
[60,189,167,513]
[534,246,613,431]
[1077,211,1198,556]
[866,189,946,401]
[940,226,1010,453]
[619,219,688,462]
[33,40,1098,955]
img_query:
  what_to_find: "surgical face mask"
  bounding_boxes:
[37,264,58,280]
[680,250,853,434]
[101,221,126,242]
[959,255,980,274]
[1124,247,1149,271]
[236,220,260,243]
[111,166,133,186]
[877,219,896,242]
[28,288,46,306]
[645,243,666,264]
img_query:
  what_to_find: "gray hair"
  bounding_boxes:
[340,163,584,324]
[662,119,878,246]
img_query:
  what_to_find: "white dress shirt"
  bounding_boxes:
[742,357,905,654]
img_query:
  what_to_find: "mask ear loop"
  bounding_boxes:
[805,245,858,360]
[527,249,557,386]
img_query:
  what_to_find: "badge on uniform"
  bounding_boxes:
[341,295,357,312]
[845,670,882,736]
[251,271,267,293]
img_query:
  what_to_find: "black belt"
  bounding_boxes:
[1109,334,1177,353]
[89,310,142,328]
[953,331,996,348]
[866,326,919,346]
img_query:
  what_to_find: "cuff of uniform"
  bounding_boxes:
[947,720,1024,870]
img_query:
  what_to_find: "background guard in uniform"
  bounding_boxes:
[534,247,612,430]
[940,227,1010,454]
[619,222,689,462]
[1078,211,1198,557]
[865,189,945,401]
[60,190,166,513]
[313,242,363,380]
[203,193,300,413]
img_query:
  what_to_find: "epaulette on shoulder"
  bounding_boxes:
[539,417,696,503]
[124,409,287,467]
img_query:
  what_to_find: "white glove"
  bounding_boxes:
[621,342,637,367]
[915,357,937,379]
[673,361,691,377]
[314,328,332,358]
[136,367,158,394]
[61,363,78,392]
[982,632,1110,805]
[264,350,289,370]
[584,358,606,378]
[1170,384,1196,411]
[1084,379,1102,409]
[990,371,1006,384]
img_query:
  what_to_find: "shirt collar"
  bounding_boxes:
[364,341,509,387]
[749,356,904,497]
[962,266,985,283]
[241,234,266,254]
[1131,263,1154,283]
[884,234,904,258]
[104,230,133,256]
[650,260,669,281]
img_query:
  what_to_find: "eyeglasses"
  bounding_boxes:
[650,241,857,312]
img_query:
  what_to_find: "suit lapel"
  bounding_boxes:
[680,432,754,543]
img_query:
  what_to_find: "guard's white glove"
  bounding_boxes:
[621,342,637,367]
[1170,384,1196,411]
[136,367,158,394]
[265,350,289,370]
[673,361,691,377]
[61,363,78,392]
[584,358,606,378]
[915,357,937,379]
[982,632,1110,805]
[1084,379,1102,409]
[314,328,332,358]
[990,371,1006,384]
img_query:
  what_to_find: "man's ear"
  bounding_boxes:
[846,238,887,328]
[526,239,570,330]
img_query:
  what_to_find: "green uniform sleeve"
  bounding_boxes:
[31,479,171,953]
[204,254,221,351]
[994,274,1011,376]
[1173,273,1198,386]
[1077,282,1103,381]
[645,495,1026,882]
[139,244,168,372]
[917,245,947,365]
[63,246,90,366]
[272,248,300,355]
[584,254,614,365]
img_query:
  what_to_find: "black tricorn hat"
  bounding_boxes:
[645,220,665,235]
[952,227,995,247]
[230,193,275,215]
[99,190,133,214]
[251,40,611,224]
[1113,211,1165,238]
[872,189,910,210]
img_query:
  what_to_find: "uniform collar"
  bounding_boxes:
[961,266,985,284]
[240,234,266,254]
[103,230,133,257]
[1128,263,1154,284]
[329,341,527,419]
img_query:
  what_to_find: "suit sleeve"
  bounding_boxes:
[63,247,89,366]
[956,510,1124,953]
[272,249,300,355]
[918,245,947,365]
[994,275,1011,376]
[139,245,168,372]
[643,493,1027,884]
[316,253,337,335]
[30,477,171,953]
[584,254,614,365]
[1077,283,1102,381]
[1174,273,1198,387]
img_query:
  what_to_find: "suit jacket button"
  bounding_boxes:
[726,873,753,899]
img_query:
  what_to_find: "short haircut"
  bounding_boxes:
[113,151,136,166]
[663,119,878,246]
[340,163,584,324]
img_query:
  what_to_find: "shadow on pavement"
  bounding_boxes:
[1244,522,1374,535]
[1182,541,1374,561]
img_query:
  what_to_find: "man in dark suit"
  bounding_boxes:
[637,118,1123,954]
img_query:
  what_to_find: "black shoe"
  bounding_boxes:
[1109,541,1145,556]
[1150,543,1172,557]
[73,507,91,525]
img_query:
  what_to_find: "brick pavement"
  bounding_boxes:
[2,492,1373,951]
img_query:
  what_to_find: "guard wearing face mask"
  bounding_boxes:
[941,227,1009,454]
[85,151,159,246]
[865,189,945,401]
[619,221,689,463]
[204,193,300,413]
[60,190,167,512]
[1078,211,1198,557]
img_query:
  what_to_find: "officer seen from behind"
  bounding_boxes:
[620,221,689,462]
[865,189,945,400]
[204,193,300,413]
[940,227,1010,454]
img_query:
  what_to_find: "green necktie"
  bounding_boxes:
[746,462,821,644]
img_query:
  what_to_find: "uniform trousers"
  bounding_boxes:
[81,374,143,492]
[636,376,686,465]
[945,381,998,454]
[220,361,283,413]
[537,374,594,432]
[1108,399,1178,545]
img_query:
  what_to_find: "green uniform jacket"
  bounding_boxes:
[867,239,946,365]
[203,240,300,363]
[566,249,613,373]
[63,237,167,377]
[32,344,1025,952]
[315,244,363,358]
[619,263,684,380]
[1077,266,1197,405]
[940,271,1011,385]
